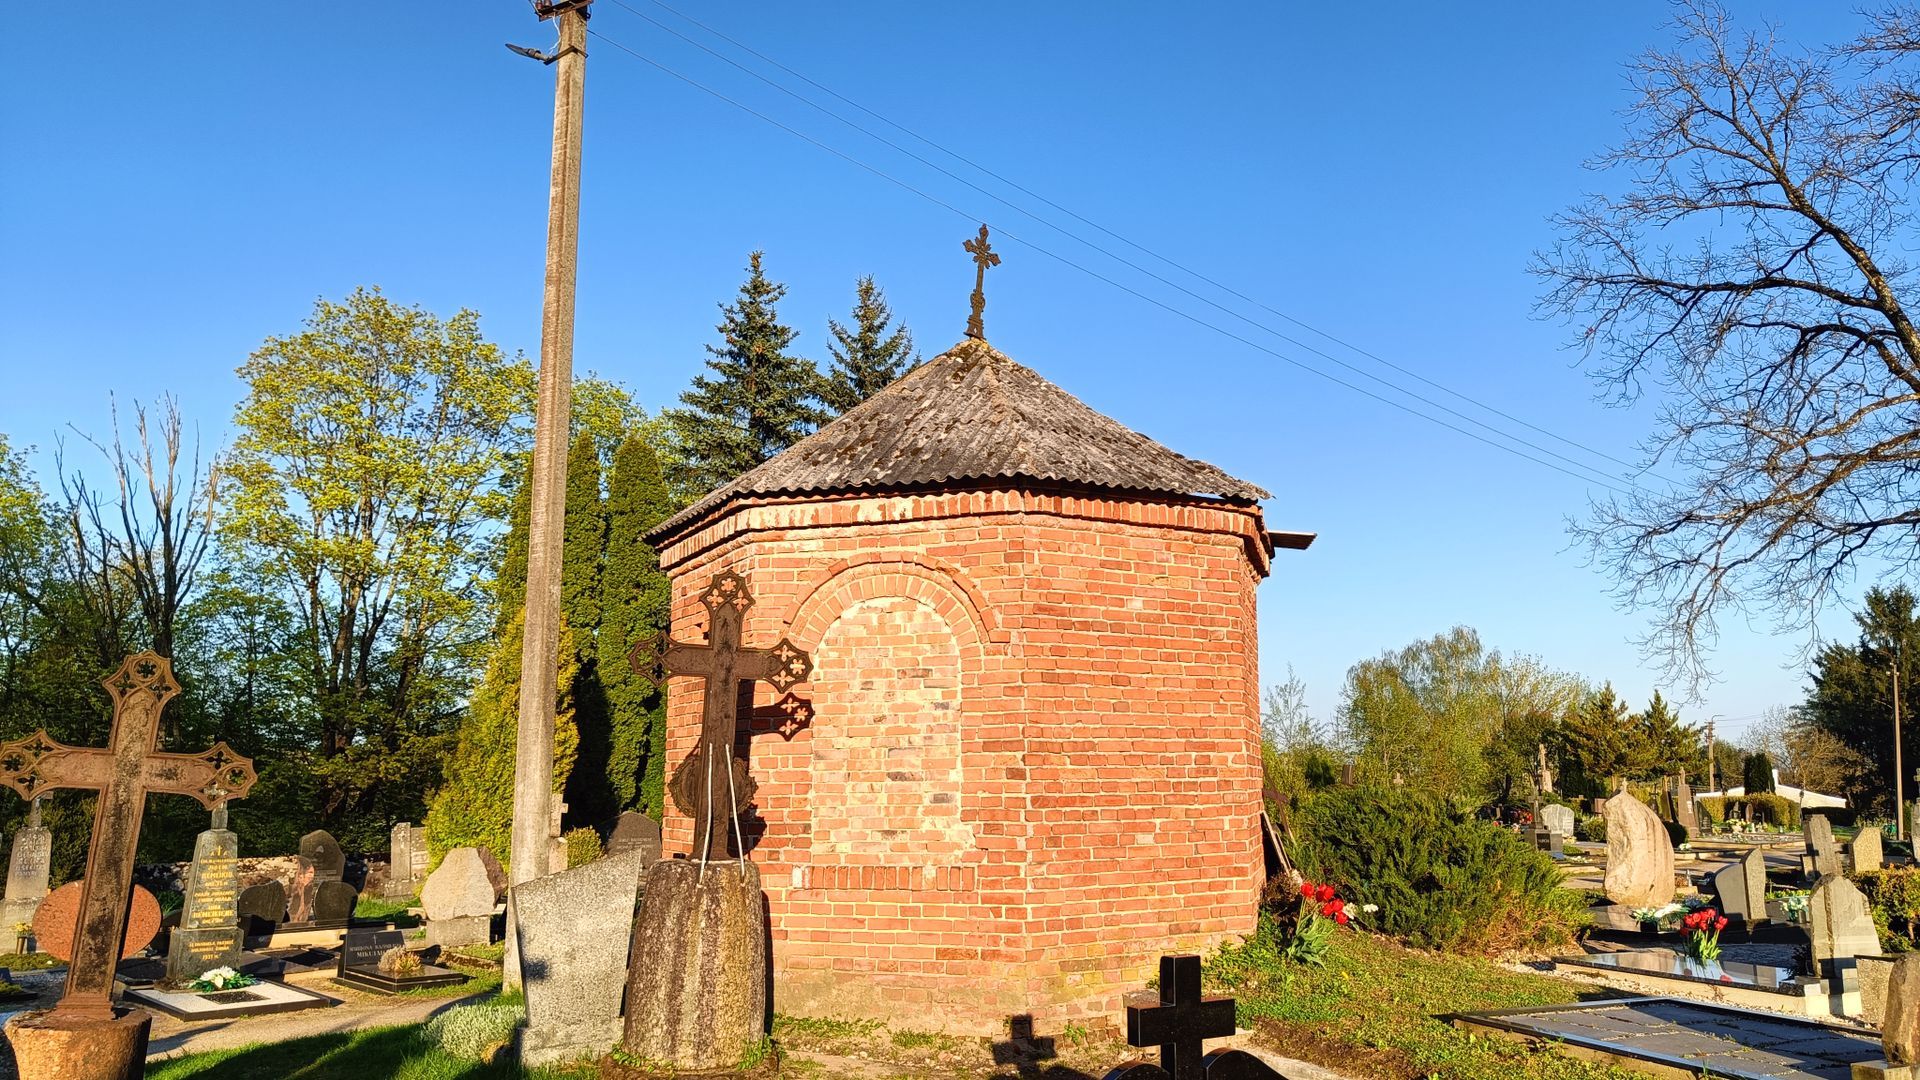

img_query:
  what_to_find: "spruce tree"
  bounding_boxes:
[598,434,675,818]
[671,252,827,493]
[820,276,917,414]
[1630,690,1703,780]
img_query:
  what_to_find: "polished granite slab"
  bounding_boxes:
[1557,948,1818,996]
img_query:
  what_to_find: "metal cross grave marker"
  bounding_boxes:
[629,571,810,862]
[1102,955,1291,1080]
[0,651,256,1020]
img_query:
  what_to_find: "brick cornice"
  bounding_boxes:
[656,484,1272,578]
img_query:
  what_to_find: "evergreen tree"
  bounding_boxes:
[1555,683,1632,797]
[670,253,826,493]
[598,435,676,819]
[820,276,916,414]
[560,432,617,827]
[1744,751,1778,794]
[424,609,580,874]
[1803,584,1920,813]
[1629,690,1704,780]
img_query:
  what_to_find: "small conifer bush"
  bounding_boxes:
[424,1000,524,1062]
[1290,785,1583,955]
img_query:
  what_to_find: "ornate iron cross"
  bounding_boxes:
[629,571,810,861]
[0,652,256,1020]
[964,223,1000,340]
[1104,955,1289,1080]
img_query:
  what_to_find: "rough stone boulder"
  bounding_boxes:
[1602,791,1675,908]
[421,847,505,921]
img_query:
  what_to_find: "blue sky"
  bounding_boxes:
[0,3,1882,742]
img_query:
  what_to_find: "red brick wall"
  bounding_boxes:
[653,486,1267,1033]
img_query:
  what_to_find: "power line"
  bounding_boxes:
[582,26,1642,498]
[623,0,1665,486]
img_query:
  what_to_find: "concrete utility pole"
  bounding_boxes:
[1705,716,1718,793]
[510,0,590,903]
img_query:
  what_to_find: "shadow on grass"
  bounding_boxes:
[145,1025,522,1080]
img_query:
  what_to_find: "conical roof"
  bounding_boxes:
[652,337,1269,540]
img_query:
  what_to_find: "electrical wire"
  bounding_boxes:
[583,25,1644,499]
[621,0,1665,486]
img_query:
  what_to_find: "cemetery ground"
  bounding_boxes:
[127,924,1644,1080]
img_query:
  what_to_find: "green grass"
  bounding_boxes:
[1208,921,1647,1080]
[145,1024,597,1080]
[353,896,422,928]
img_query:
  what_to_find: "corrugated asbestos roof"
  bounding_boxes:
[652,337,1270,539]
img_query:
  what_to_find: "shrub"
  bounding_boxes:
[1290,785,1583,955]
[1697,796,1727,827]
[564,826,603,868]
[424,1001,524,1062]
[1663,820,1689,849]
[1855,869,1920,950]
[1575,814,1607,843]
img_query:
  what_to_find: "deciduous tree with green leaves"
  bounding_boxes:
[222,287,534,824]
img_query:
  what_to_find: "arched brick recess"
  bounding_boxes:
[785,556,1001,653]
[807,596,972,864]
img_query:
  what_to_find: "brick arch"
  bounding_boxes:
[785,555,1004,653]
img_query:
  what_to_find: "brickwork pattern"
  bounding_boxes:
[654,486,1267,1032]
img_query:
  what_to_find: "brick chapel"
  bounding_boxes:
[645,324,1310,1032]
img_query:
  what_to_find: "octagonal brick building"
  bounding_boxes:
[646,336,1309,1032]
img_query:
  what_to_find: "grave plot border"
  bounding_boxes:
[1450,996,1881,1080]
[124,979,337,1022]
[332,965,469,996]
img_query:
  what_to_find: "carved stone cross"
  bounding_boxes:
[0,652,256,1020]
[629,571,810,861]
[963,223,1000,340]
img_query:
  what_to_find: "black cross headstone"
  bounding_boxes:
[1106,955,1291,1080]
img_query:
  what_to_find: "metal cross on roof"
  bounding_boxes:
[964,223,1001,340]
[0,651,257,1021]
[629,570,811,862]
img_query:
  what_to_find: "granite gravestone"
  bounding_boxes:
[336,928,406,976]
[1,799,51,931]
[1670,773,1698,839]
[162,806,243,986]
[286,830,354,927]
[1854,826,1886,873]
[517,849,647,1066]
[332,926,467,994]
[1603,791,1675,908]
[235,880,286,945]
[1808,874,1879,988]
[420,846,503,947]
[1710,848,1769,926]
[606,811,661,863]
[384,823,428,899]
[1805,813,1843,878]
[1539,803,1577,840]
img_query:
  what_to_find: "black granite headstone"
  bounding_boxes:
[299,831,346,882]
[313,880,358,924]
[236,880,286,945]
[338,928,405,975]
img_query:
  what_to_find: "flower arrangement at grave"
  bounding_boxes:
[10,922,29,954]
[1680,908,1729,962]
[187,965,259,992]
[378,944,424,979]
[1773,891,1811,925]
[1281,880,1373,966]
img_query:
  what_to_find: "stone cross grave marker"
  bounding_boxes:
[628,570,812,860]
[2,798,51,929]
[1536,743,1554,795]
[163,804,243,986]
[1106,954,1288,1080]
[0,652,256,1020]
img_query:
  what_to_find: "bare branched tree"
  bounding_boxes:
[1539,2,1920,690]
[55,395,219,668]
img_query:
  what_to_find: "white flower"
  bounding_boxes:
[1361,904,1379,914]
[199,966,239,989]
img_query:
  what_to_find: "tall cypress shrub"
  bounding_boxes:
[599,435,675,818]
